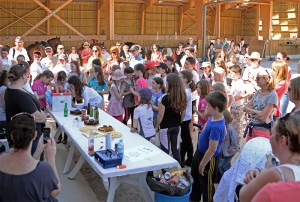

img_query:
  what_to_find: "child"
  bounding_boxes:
[219,109,239,176]
[179,70,194,167]
[56,71,69,93]
[150,77,164,128]
[190,91,227,202]
[145,61,159,90]
[122,67,135,125]
[88,65,108,99]
[67,75,103,109]
[0,71,8,132]
[106,69,126,122]
[68,60,86,84]
[130,88,155,142]
[130,64,148,105]
[32,70,57,110]
[193,79,211,133]
[156,62,167,87]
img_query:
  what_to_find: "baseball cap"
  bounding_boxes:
[156,62,168,70]
[144,61,157,70]
[139,88,152,101]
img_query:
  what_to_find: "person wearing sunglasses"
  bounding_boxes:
[240,112,300,202]
[41,46,55,72]
[8,36,30,63]
[87,45,106,74]
[107,46,123,78]
[5,64,47,151]
[0,113,60,201]
[243,69,278,142]
[30,50,44,85]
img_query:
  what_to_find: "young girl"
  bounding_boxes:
[56,71,69,93]
[130,88,155,142]
[193,79,211,133]
[150,77,165,128]
[122,67,135,126]
[0,70,8,132]
[179,70,194,167]
[32,70,57,110]
[130,64,148,105]
[106,69,126,122]
[219,110,239,176]
[88,64,108,99]
[68,61,86,84]
[67,75,103,109]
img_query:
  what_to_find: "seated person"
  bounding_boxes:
[0,113,60,201]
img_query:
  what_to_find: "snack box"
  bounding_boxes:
[94,149,122,169]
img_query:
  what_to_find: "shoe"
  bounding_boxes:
[62,140,67,144]
[185,159,192,167]
[56,139,62,144]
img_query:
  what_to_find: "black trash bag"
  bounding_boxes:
[147,172,193,196]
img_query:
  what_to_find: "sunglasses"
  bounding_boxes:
[111,52,116,54]
[58,48,64,50]
[250,59,258,62]
[45,50,52,53]
[93,50,98,52]
[276,57,282,60]
[34,55,41,59]
[11,112,34,121]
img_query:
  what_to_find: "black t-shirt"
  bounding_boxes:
[5,88,42,136]
[159,94,181,129]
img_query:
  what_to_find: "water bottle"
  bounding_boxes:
[118,139,124,158]
[88,130,94,155]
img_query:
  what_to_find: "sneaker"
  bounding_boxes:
[56,139,62,144]
[62,140,67,144]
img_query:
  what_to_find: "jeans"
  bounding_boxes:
[219,155,234,175]
[280,93,289,116]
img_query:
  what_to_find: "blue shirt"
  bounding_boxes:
[88,77,108,98]
[197,116,226,157]
[151,91,163,118]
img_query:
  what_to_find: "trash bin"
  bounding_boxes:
[154,188,192,202]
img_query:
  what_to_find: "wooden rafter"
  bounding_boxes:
[0,6,44,33]
[97,0,104,35]
[140,0,156,35]
[182,0,195,13]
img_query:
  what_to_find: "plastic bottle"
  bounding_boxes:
[88,130,94,155]
[118,139,124,158]
[90,105,93,117]
[94,106,99,121]
[64,103,68,117]
[87,103,91,116]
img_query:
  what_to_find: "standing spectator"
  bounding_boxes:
[101,46,110,61]
[8,36,30,62]
[68,46,79,63]
[238,38,249,68]
[87,46,106,73]
[226,40,236,62]
[181,47,199,72]
[213,38,223,62]
[206,43,215,63]
[186,37,197,58]
[52,54,70,78]
[288,77,300,113]
[145,61,159,90]
[0,46,15,72]
[41,46,55,71]
[150,77,164,128]
[222,37,230,53]
[53,44,67,66]
[175,42,185,68]
[81,41,93,71]
[0,71,8,132]
[116,42,124,58]
[150,44,163,63]
[200,62,213,85]
[68,61,87,84]
[30,51,44,85]
[190,91,227,202]
[129,44,144,67]
[156,62,168,87]
[163,56,178,74]
[107,46,123,77]
[156,73,187,163]
[122,67,135,125]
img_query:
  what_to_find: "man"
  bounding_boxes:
[213,38,223,61]
[8,36,30,62]
[222,37,230,53]
[101,46,110,61]
[41,46,55,71]
[53,44,67,66]
[0,46,15,71]
[239,38,249,68]
[129,44,144,67]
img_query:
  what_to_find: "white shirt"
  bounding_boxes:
[231,79,246,107]
[8,47,29,61]
[184,88,192,121]
[52,64,71,78]
[30,62,44,84]
[68,53,79,63]
[0,58,14,71]
[133,104,155,138]
[41,57,55,71]
[82,86,103,108]
[191,70,199,101]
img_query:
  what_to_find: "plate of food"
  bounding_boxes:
[98,125,114,133]
[82,130,105,138]
[110,131,122,138]
[70,109,81,115]
[84,119,99,126]
[79,126,97,132]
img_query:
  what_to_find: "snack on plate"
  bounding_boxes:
[98,125,114,133]
[84,119,99,126]
[82,130,105,138]
[81,115,89,121]
[79,126,97,132]
[70,109,81,115]
[110,131,122,138]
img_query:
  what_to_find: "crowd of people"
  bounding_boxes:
[0,35,300,201]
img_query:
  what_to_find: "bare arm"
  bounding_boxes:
[156,101,165,130]
[198,140,218,176]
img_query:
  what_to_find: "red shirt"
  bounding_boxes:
[81,49,93,64]
[274,81,288,117]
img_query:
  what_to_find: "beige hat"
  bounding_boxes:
[249,52,261,60]
[201,62,211,68]
[83,41,90,47]
[129,44,141,52]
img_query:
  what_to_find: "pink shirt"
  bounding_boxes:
[274,81,288,117]
[135,77,148,104]
[198,97,208,129]
[32,80,47,109]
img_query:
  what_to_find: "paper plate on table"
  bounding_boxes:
[110,131,122,138]
[79,126,97,132]
[82,130,106,138]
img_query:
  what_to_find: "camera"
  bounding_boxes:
[43,127,51,144]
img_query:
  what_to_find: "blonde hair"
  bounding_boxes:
[272,61,288,83]
[257,69,276,91]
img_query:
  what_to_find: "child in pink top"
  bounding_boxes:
[131,64,148,105]
[32,70,57,110]
[193,79,211,134]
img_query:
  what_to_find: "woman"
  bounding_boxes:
[106,46,123,80]
[240,112,300,202]
[175,42,185,67]
[272,61,288,119]
[156,73,187,163]
[243,69,278,142]
[288,77,300,113]
[276,51,292,116]
[5,64,47,153]
[68,60,87,84]
[150,44,163,63]
[87,45,106,73]
[0,113,60,201]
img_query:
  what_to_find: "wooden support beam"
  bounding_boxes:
[26,0,87,40]
[298,3,300,38]
[0,6,42,33]
[182,0,195,13]
[214,5,221,38]
[221,2,237,12]
[140,4,145,35]
[105,0,114,40]
[261,1,272,40]
[144,0,156,11]
[46,0,50,35]
[178,6,183,35]
[255,4,260,39]
[195,0,203,39]
[97,0,104,36]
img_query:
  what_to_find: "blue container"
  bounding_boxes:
[154,189,192,202]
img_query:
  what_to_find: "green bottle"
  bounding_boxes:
[90,105,93,117]
[94,106,99,121]
[64,103,68,117]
